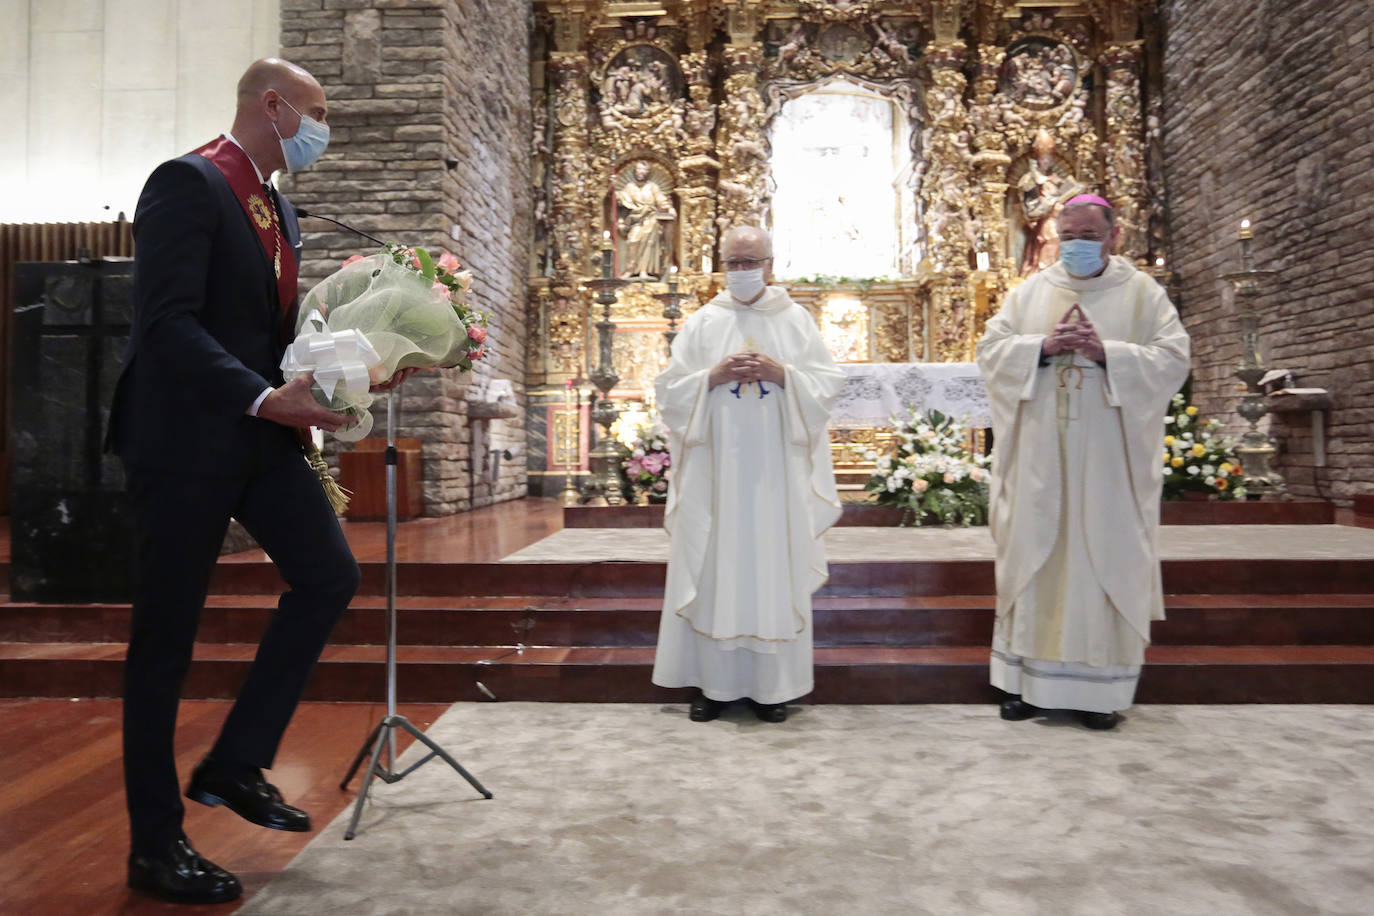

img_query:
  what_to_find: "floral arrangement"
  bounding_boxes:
[612,407,672,503]
[864,409,990,526]
[287,244,490,441]
[1162,393,1247,500]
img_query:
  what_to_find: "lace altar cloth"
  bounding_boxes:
[831,362,991,429]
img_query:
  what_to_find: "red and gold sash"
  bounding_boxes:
[193,137,299,313]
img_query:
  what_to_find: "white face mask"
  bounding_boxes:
[726,268,766,303]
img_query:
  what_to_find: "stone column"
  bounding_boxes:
[280,0,532,515]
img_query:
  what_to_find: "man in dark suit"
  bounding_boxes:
[107,58,372,904]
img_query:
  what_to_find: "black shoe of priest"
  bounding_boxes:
[999,697,1045,721]
[689,694,727,722]
[1079,711,1122,730]
[752,701,788,723]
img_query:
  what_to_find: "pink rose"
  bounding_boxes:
[642,453,664,475]
[625,458,643,476]
[468,325,488,344]
[342,254,365,267]
[432,281,451,301]
[914,479,929,492]
[943,472,956,484]
[437,251,461,272]
[653,480,667,492]
[470,346,485,360]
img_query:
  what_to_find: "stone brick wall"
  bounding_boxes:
[1162,0,1374,503]
[280,0,532,514]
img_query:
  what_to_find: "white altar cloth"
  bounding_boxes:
[831,362,991,429]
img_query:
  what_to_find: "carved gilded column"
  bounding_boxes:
[1101,38,1149,263]
[547,52,592,381]
[715,43,771,236]
[678,49,720,274]
[921,30,975,361]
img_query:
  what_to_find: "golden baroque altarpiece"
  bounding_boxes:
[524,0,1166,491]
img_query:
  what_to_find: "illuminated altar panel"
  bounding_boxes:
[819,294,870,362]
[771,80,904,280]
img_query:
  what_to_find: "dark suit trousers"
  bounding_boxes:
[122,453,360,855]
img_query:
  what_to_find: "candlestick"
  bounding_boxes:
[600,230,612,279]
[975,251,990,272]
[668,265,678,294]
[1238,219,1254,272]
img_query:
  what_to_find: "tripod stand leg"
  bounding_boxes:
[390,715,493,799]
[340,720,386,789]
[343,724,390,841]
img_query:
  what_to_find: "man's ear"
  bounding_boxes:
[1106,223,1123,255]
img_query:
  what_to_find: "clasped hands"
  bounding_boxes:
[1042,303,1105,364]
[709,351,786,390]
[258,367,422,433]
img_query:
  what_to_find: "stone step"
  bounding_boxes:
[5,595,1374,648]
[5,642,1374,704]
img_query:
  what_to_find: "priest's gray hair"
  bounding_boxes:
[722,225,774,257]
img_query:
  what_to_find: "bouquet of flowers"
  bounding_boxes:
[864,409,990,526]
[282,243,488,441]
[1162,393,1247,500]
[612,408,672,503]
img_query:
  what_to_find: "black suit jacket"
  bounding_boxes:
[107,150,305,475]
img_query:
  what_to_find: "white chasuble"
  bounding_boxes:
[652,286,843,704]
[976,256,1190,712]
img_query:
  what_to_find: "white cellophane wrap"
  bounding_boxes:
[290,253,475,440]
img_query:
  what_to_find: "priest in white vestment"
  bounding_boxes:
[652,226,843,723]
[975,194,1190,730]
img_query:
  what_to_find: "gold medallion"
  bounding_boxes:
[248,194,273,230]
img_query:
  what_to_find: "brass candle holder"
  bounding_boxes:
[580,234,628,506]
[652,267,690,357]
[1218,219,1287,500]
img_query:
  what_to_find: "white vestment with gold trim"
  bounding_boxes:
[652,286,842,704]
[976,256,1190,713]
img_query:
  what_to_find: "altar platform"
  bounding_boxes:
[2,498,1374,705]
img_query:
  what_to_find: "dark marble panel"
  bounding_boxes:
[100,269,135,326]
[9,488,134,602]
[12,334,88,490]
[39,271,95,326]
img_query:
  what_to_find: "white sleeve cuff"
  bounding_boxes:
[247,387,273,417]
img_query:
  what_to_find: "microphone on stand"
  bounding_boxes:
[295,207,389,247]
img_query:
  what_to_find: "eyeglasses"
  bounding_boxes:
[722,256,772,270]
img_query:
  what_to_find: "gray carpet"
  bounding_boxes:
[499,524,1374,563]
[241,703,1374,915]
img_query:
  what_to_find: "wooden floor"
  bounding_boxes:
[0,698,450,914]
[0,501,564,913]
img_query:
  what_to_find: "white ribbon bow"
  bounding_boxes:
[280,309,382,401]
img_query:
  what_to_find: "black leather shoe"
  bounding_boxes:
[689,694,727,722]
[999,698,1044,721]
[187,758,312,832]
[1079,710,1121,730]
[128,836,241,904]
[752,701,788,723]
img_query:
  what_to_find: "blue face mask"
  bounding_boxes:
[1060,238,1106,277]
[273,97,329,171]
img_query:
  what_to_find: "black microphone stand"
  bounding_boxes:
[336,368,491,841]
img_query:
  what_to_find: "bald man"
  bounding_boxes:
[106,59,358,904]
[652,227,843,723]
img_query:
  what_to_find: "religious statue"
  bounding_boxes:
[617,161,677,280]
[1017,129,1084,276]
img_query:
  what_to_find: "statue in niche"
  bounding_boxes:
[616,161,677,280]
[1016,129,1084,276]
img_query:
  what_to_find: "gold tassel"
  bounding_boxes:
[305,440,351,514]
